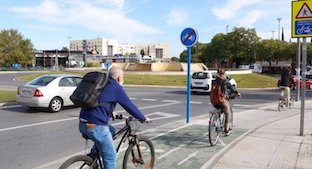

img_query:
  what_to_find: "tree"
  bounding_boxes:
[0,29,34,67]
[226,27,260,67]
[256,40,285,66]
[179,42,208,63]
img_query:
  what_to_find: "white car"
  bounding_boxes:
[191,71,237,94]
[16,74,82,112]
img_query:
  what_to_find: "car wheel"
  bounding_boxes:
[49,97,63,112]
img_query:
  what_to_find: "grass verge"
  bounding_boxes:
[231,73,278,88]
[15,72,277,88]
[0,90,16,102]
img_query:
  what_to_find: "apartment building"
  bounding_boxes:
[70,38,118,56]
[118,43,170,61]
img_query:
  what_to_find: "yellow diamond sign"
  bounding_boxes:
[292,0,312,37]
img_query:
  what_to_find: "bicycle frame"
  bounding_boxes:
[89,117,140,168]
[209,100,234,130]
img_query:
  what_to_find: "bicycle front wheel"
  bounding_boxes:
[208,114,221,146]
[123,136,155,169]
[59,155,95,169]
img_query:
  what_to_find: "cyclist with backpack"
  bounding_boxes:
[210,68,240,136]
[78,66,150,169]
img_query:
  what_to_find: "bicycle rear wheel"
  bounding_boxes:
[59,155,96,169]
[123,136,155,169]
[208,114,221,146]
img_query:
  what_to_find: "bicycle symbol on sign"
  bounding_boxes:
[296,25,312,34]
[182,34,195,42]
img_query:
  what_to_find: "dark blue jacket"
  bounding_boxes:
[79,77,146,125]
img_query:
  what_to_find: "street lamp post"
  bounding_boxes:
[67,37,72,68]
[277,18,282,40]
[272,30,275,39]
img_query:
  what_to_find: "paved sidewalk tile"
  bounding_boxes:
[211,102,312,169]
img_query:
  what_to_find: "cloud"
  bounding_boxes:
[237,10,265,28]
[26,25,66,31]
[212,0,265,20]
[166,8,190,26]
[10,0,162,38]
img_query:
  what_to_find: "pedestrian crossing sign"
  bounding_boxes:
[292,1,312,37]
[296,2,312,19]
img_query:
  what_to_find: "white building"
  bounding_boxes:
[70,38,118,56]
[118,43,170,62]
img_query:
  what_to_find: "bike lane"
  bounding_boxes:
[114,114,248,169]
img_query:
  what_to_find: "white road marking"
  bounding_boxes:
[0,105,22,109]
[177,151,198,165]
[0,102,180,133]
[111,112,180,126]
[129,97,137,100]
[141,98,158,101]
[234,104,250,107]
[158,144,185,159]
[218,138,226,146]
[0,117,77,132]
[161,100,180,103]
[150,124,192,139]
[185,101,202,104]
[155,149,165,153]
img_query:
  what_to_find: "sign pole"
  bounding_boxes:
[186,47,191,123]
[296,38,301,102]
[300,37,307,136]
[180,27,198,124]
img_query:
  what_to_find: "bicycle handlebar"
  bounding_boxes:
[114,114,151,123]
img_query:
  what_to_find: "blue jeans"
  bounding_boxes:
[79,122,117,169]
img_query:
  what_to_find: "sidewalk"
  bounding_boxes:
[208,101,312,169]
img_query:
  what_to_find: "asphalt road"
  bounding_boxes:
[0,72,311,168]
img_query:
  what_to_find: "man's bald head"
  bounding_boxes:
[109,66,124,85]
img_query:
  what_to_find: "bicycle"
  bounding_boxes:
[208,99,234,146]
[59,115,155,169]
[278,87,295,111]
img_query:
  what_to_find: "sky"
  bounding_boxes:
[0,0,291,57]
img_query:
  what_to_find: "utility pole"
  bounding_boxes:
[226,25,229,34]
[277,18,282,40]
[43,50,45,69]
[67,37,72,68]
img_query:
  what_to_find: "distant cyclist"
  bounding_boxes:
[210,68,240,136]
[278,67,294,106]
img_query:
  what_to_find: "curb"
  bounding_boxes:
[0,102,19,107]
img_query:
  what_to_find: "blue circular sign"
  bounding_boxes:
[180,28,198,47]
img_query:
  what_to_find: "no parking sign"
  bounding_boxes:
[180,28,198,123]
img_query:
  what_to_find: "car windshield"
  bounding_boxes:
[28,76,56,86]
[192,72,210,79]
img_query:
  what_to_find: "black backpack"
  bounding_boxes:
[70,71,108,108]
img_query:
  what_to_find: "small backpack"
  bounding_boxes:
[70,71,108,109]
[210,79,225,106]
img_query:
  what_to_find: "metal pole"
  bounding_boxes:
[186,47,191,123]
[43,50,45,69]
[68,37,71,68]
[277,18,282,40]
[55,49,59,71]
[300,37,306,136]
[296,38,301,101]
